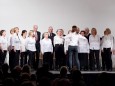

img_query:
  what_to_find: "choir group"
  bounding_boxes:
[0,25,114,71]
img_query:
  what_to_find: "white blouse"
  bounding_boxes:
[40,38,53,54]
[54,35,64,45]
[26,37,36,51]
[20,36,26,52]
[64,32,86,46]
[89,35,100,50]
[0,36,8,50]
[78,37,89,53]
[12,33,21,50]
[102,34,114,50]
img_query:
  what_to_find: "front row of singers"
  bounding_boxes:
[0,26,114,71]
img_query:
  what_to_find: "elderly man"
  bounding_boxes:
[33,25,41,69]
[85,27,91,42]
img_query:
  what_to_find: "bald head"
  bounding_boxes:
[85,27,90,35]
[48,26,53,33]
[33,25,38,32]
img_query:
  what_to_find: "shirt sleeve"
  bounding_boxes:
[64,33,71,39]
[86,39,90,53]
[54,36,56,46]
[40,40,44,54]
[111,36,114,50]
[25,38,28,50]
[12,36,15,47]
[50,39,53,53]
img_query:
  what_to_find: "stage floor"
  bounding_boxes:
[49,70,115,74]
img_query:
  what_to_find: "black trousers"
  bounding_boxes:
[28,50,35,69]
[0,50,7,66]
[78,53,88,70]
[35,43,40,69]
[9,49,15,71]
[103,48,112,71]
[55,44,65,69]
[20,52,27,67]
[14,50,20,67]
[43,52,53,69]
[65,51,69,67]
[101,51,106,70]
[89,50,100,70]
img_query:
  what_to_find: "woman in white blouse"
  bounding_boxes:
[0,30,8,65]
[89,28,100,71]
[26,30,36,69]
[54,29,65,70]
[101,28,113,71]
[78,30,89,71]
[20,30,27,67]
[40,32,53,69]
[12,27,21,68]
[8,28,15,70]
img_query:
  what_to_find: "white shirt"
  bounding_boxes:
[89,35,100,50]
[0,36,8,50]
[64,32,86,46]
[78,36,89,53]
[20,36,26,52]
[26,37,36,51]
[40,38,53,54]
[8,34,14,51]
[54,35,64,45]
[102,34,114,50]
[64,38,70,52]
[12,33,21,50]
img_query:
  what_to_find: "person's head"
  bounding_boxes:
[72,25,77,33]
[10,28,15,34]
[80,30,85,36]
[104,30,107,35]
[105,28,111,35]
[2,63,9,73]
[11,66,22,78]
[28,30,34,37]
[21,30,27,37]
[22,65,31,74]
[77,27,80,34]
[43,32,49,39]
[85,27,90,35]
[71,69,82,81]
[68,30,71,34]
[91,28,97,35]
[4,78,15,86]
[60,66,68,78]
[0,30,6,36]
[14,27,19,34]
[56,29,63,36]
[20,73,31,82]
[60,29,64,35]
[33,25,38,32]
[48,26,53,33]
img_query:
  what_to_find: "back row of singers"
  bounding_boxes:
[0,25,114,71]
[64,26,114,71]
